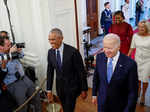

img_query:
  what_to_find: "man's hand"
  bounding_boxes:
[47,92,53,103]
[127,53,131,57]
[2,83,7,91]
[1,60,7,69]
[92,97,97,105]
[80,91,87,100]
[9,45,17,53]
[17,48,22,52]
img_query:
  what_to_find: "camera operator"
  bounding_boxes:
[0,60,7,94]
[0,38,16,112]
[0,37,41,112]
[0,61,12,112]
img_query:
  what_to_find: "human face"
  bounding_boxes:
[115,14,123,24]
[3,39,11,53]
[138,22,148,35]
[103,38,120,58]
[48,33,63,49]
[105,3,110,9]
[126,0,129,4]
[0,32,7,37]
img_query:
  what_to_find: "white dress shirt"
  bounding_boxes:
[107,51,120,73]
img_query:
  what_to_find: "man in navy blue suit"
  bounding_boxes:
[92,33,138,112]
[100,2,112,35]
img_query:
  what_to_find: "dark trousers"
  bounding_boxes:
[0,91,17,112]
[135,11,141,25]
[59,93,77,112]
[56,80,78,112]
[104,22,112,35]
[7,76,41,112]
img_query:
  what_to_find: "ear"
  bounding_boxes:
[117,45,120,50]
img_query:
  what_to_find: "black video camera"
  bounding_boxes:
[14,43,25,48]
[0,52,21,61]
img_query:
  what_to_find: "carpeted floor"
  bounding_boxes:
[75,88,150,112]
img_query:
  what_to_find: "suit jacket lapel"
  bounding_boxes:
[103,54,109,85]
[51,49,57,69]
[62,44,68,69]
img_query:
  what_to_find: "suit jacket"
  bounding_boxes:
[92,52,138,112]
[47,43,88,97]
[100,9,112,33]
[0,68,7,91]
[0,68,7,83]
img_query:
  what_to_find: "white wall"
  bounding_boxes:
[0,0,77,83]
[76,0,87,58]
[0,0,11,34]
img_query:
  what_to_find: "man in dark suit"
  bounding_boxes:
[47,28,88,112]
[100,2,112,35]
[92,33,138,112]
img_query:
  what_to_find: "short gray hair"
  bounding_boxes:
[50,28,63,38]
[139,20,150,33]
[103,33,120,46]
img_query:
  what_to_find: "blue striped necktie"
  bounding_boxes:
[56,50,62,69]
[107,58,113,83]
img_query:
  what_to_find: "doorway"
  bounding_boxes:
[86,0,99,40]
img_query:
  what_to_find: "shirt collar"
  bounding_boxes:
[108,51,120,62]
[125,3,129,6]
[106,8,111,11]
[57,43,64,52]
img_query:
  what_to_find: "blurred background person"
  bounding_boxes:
[100,2,112,35]
[122,0,130,23]
[128,20,150,105]
[144,0,150,20]
[109,10,133,55]
[135,0,144,26]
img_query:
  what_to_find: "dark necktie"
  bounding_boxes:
[107,58,113,83]
[56,50,62,69]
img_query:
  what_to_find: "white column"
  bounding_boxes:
[76,0,87,59]
[99,0,105,34]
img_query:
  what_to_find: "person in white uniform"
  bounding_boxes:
[145,0,150,19]
[122,0,130,23]
[128,20,150,105]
